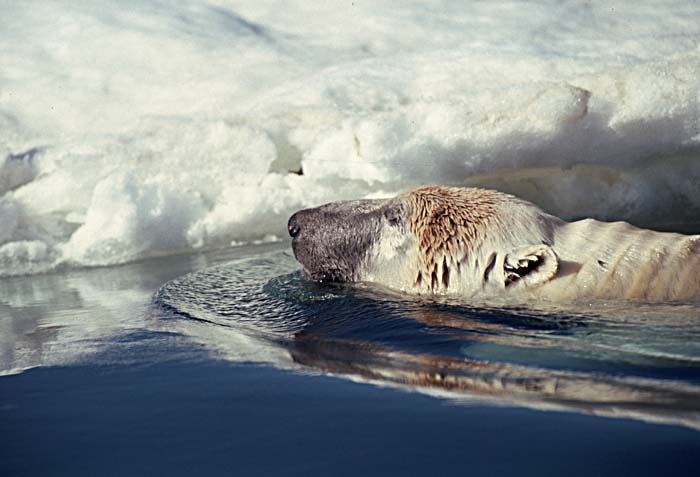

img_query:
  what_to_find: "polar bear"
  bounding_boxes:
[288,186,700,302]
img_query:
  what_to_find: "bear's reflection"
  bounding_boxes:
[287,306,700,431]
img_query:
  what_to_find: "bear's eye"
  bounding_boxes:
[383,205,402,226]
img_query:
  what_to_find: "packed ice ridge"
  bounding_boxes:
[1,0,700,275]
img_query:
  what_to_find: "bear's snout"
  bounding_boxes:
[287,213,301,238]
[287,200,387,283]
[287,208,316,240]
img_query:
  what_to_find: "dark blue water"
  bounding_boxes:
[156,248,700,429]
[1,243,700,476]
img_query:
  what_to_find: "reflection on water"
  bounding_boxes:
[2,244,699,430]
[0,245,280,374]
[156,249,700,430]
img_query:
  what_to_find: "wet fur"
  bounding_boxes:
[289,186,700,302]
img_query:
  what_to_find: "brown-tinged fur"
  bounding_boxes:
[406,187,500,290]
[396,186,699,300]
[290,186,699,302]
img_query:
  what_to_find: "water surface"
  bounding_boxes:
[1,243,700,476]
[157,247,700,430]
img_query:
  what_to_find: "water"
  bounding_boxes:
[2,243,700,475]
[155,247,700,430]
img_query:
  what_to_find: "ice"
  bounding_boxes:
[1,1,700,275]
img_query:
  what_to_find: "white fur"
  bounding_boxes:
[363,222,420,292]
[356,195,700,303]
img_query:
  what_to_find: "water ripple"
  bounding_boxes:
[156,249,700,430]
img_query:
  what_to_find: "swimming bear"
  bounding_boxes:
[288,186,700,302]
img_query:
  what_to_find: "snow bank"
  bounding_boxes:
[1,1,700,275]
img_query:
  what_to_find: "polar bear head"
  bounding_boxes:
[288,186,561,295]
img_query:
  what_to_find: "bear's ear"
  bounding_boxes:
[503,244,558,287]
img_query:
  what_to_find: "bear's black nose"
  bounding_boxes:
[288,214,300,238]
